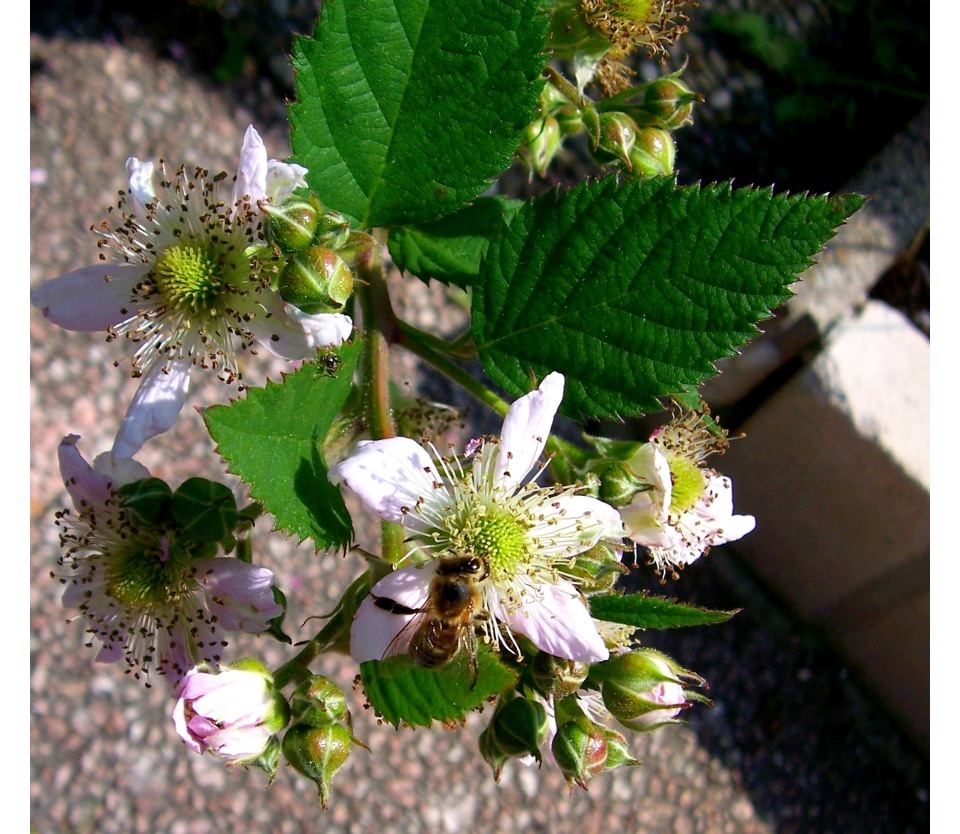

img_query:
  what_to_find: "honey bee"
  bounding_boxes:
[371,555,489,683]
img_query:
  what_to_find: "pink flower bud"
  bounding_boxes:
[172,662,289,764]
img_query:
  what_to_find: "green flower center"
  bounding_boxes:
[666,454,706,515]
[610,0,654,22]
[104,538,193,612]
[154,243,224,313]
[462,509,529,583]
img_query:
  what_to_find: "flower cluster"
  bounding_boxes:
[55,435,281,686]
[32,126,352,459]
[618,412,755,578]
[332,373,626,666]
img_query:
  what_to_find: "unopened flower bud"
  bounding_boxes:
[568,543,628,594]
[552,720,608,789]
[601,649,689,729]
[282,722,352,808]
[597,461,644,507]
[478,725,509,782]
[290,675,350,729]
[172,660,290,765]
[490,696,549,761]
[602,727,641,770]
[264,197,320,253]
[523,117,562,178]
[593,112,638,168]
[279,246,354,314]
[627,128,676,178]
[636,74,701,130]
[531,653,590,699]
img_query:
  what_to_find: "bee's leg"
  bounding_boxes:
[468,645,479,691]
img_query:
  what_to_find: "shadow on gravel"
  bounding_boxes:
[624,552,929,834]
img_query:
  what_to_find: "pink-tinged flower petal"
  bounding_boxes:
[58,434,112,509]
[189,673,270,725]
[208,725,273,760]
[124,157,156,214]
[495,372,564,490]
[187,714,220,738]
[92,451,150,488]
[330,438,443,525]
[31,264,147,332]
[194,558,282,632]
[158,625,192,685]
[265,159,308,203]
[112,359,191,459]
[172,698,205,754]
[350,566,433,664]
[233,125,268,207]
[626,681,686,728]
[539,494,625,549]
[94,642,124,663]
[497,581,609,663]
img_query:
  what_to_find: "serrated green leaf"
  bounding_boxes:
[472,177,864,420]
[203,342,362,551]
[388,196,523,287]
[289,0,546,228]
[360,646,517,728]
[589,593,739,629]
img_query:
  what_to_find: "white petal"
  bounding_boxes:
[620,492,678,548]
[265,159,308,204]
[495,372,564,490]
[329,438,442,525]
[58,434,112,509]
[233,125,268,207]
[629,443,672,517]
[112,359,191,459]
[498,581,609,663]
[537,494,625,551]
[287,307,353,349]
[125,157,156,214]
[350,566,434,664]
[31,264,147,332]
[92,451,151,488]
[718,513,756,543]
[248,293,352,359]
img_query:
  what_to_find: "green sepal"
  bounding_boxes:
[266,586,293,645]
[170,478,238,545]
[116,477,172,528]
[589,593,740,629]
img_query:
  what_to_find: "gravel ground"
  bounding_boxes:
[30,23,928,834]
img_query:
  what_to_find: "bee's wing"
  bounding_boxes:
[371,594,432,661]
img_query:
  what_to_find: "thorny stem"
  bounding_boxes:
[356,248,405,566]
[272,572,372,689]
